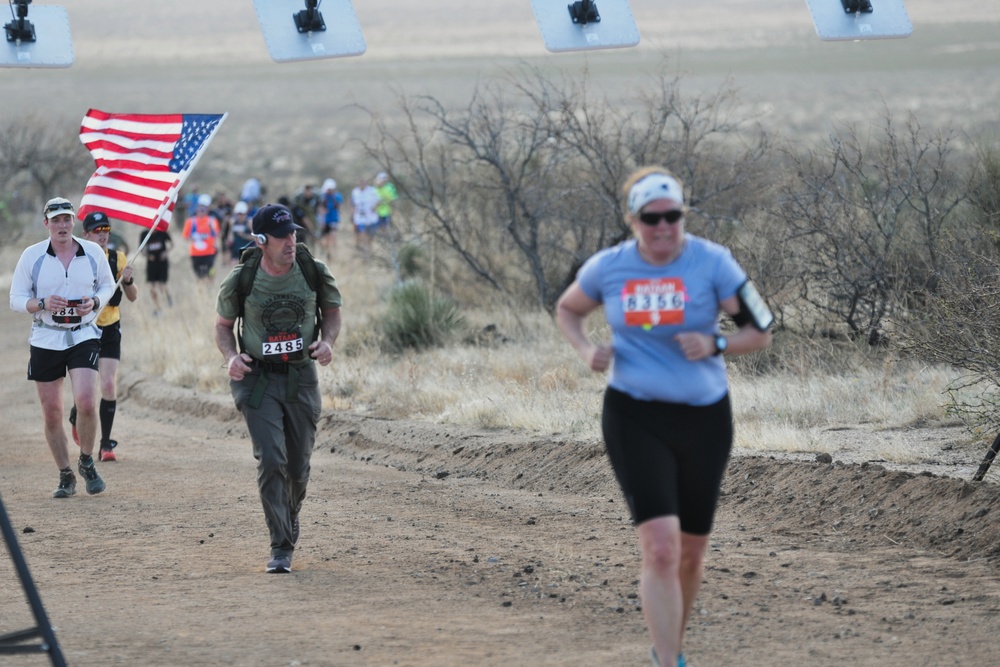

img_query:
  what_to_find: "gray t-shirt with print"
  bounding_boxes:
[217,259,342,366]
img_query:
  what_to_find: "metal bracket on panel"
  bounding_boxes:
[841,0,874,13]
[4,0,35,43]
[568,1,601,25]
[294,0,326,33]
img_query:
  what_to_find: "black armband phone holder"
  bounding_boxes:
[732,280,774,332]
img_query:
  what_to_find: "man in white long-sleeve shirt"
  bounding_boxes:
[9,197,116,498]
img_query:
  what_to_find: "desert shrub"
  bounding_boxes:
[764,112,966,343]
[895,231,1000,435]
[361,62,773,312]
[396,240,428,280]
[381,279,466,351]
[0,115,94,243]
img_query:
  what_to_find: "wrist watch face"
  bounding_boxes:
[715,335,727,355]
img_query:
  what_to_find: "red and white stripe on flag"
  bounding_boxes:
[78,109,225,230]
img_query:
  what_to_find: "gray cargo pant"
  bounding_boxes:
[231,362,322,558]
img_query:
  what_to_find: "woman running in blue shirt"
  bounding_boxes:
[556,166,773,667]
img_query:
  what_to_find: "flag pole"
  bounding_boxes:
[90,187,175,324]
[126,181,180,267]
[95,175,189,322]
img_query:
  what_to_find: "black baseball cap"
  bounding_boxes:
[252,204,303,238]
[83,211,111,231]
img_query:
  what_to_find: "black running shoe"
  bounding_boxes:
[53,470,76,498]
[266,555,292,573]
[78,458,106,495]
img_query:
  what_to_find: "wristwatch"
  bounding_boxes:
[713,335,728,356]
[38,297,45,312]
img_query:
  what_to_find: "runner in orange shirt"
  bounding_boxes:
[182,193,221,282]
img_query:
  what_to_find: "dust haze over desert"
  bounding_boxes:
[3,2,1000,667]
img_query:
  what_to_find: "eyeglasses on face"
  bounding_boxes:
[89,225,112,233]
[45,201,74,213]
[638,209,685,226]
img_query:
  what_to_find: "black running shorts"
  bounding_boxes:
[601,387,733,534]
[191,254,215,279]
[98,321,122,360]
[146,258,169,284]
[28,339,101,382]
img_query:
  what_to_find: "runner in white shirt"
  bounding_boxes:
[9,197,116,498]
[350,177,380,259]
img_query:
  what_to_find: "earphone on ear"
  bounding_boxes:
[255,234,267,245]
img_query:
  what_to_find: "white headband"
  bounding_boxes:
[627,174,684,214]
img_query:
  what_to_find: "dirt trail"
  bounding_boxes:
[2,303,1000,667]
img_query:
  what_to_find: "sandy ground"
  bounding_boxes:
[2,285,1000,667]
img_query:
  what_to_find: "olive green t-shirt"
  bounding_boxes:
[217,259,342,366]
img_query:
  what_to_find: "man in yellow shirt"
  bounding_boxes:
[70,211,139,461]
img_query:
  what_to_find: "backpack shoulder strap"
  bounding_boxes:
[294,243,324,342]
[293,242,320,292]
[236,246,263,310]
[107,250,125,307]
[234,246,263,353]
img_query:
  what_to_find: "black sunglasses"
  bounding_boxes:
[638,209,685,226]
[45,201,74,213]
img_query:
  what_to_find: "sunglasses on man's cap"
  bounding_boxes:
[45,201,74,213]
[638,209,685,226]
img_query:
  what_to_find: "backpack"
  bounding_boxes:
[235,242,323,353]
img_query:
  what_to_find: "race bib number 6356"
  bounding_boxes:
[621,278,686,327]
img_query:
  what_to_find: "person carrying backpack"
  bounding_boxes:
[214,203,343,574]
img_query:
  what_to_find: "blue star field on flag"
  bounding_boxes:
[169,114,225,173]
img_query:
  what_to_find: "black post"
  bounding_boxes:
[973,432,1000,482]
[0,492,67,666]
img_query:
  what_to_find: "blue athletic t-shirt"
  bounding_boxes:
[576,235,747,406]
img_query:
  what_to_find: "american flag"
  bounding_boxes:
[77,110,227,230]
